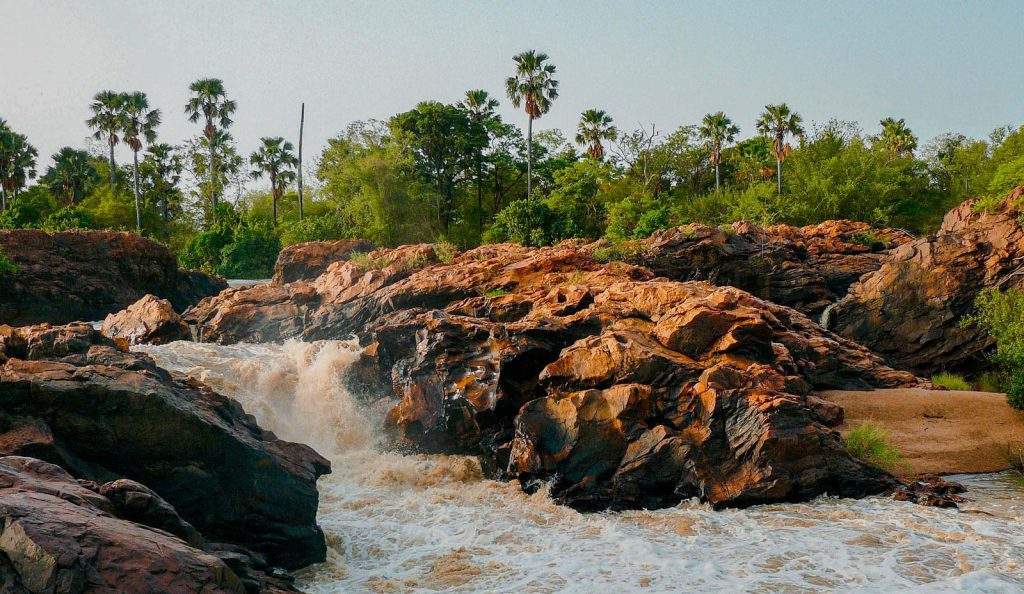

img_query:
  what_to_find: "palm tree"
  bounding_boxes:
[575,109,617,161]
[0,121,38,210]
[86,90,126,189]
[144,144,182,221]
[121,91,161,233]
[699,112,740,190]
[250,137,297,226]
[458,89,500,234]
[185,78,236,209]
[42,147,100,205]
[876,117,918,157]
[756,103,804,194]
[505,50,559,198]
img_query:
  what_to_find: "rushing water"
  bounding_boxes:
[138,340,1024,593]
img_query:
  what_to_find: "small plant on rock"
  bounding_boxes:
[931,372,971,391]
[0,249,17,277]
[845,423,902,471]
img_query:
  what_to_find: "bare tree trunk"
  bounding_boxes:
[1,187,6,211]
[715,163,720,190]
[776,158,782,194]
[476,154,483,236]
[526,116,533,199]
[132,149,141,233]
[271,176,278,226]
[108,141,117,190]
[298,103,305,220]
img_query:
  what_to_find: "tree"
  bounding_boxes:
[86,90,126,189]
[756,103,804,193]
[185,78,236,209]
[249,137,297,226]
[698,111,740,190]
[141,143,182,221]
[121,91,161,232]
[575,109,617,161]
[875,117,918,157]
[0,120,38,210]
[506,50,559,199]
[41,148,100,205]
[457,89,500,235]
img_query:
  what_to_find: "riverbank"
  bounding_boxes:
[819,388,1024,477]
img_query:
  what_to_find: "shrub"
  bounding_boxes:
[433,241,457,263]
[850,230,886,251]
[486,198,563,247]
[279,215,351,246]
[592,240,642,264]
[931,372,971,391]
[41,206,95,231]
[216,222,280,279]
[1007,370,1024,410]
[844,423,902,470]
[0,250,17,277]
[484,288,508,298]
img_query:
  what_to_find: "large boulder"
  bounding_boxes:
[101,294,191,345]
[0,230,226,326]
[0,323,330,569]
[827,189,1024,374]
[272,238,374,284]
[184,239,919,511]
[630,220,912,318]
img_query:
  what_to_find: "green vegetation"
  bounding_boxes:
[0,248,16,277]
[484,288,508,298]
[1,51,1022,278]
[931,372,971,391]
[844,423,903,471]
[965,289,1024,409]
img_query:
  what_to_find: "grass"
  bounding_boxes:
[931,372,971,391]
[0,249,17,277]
[592,240,641,264]
[975,370,1008,393]
[433,241,457,264]
[850,230,886,251]
[484,288,508,299]
[844,423,903,471]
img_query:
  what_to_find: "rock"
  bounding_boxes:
[892,474,967,508]
[0,456,246,592]
[0,229,226,326]
[0,323,330,569]
[98,479,204,547]
[630,220,913,318]
[101,294,191,345]
[272,238,375,284]
[828,190,1024,374]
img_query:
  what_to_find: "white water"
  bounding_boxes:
[139,340,1024,593]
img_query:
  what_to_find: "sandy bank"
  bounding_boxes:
[818,388,1024,478]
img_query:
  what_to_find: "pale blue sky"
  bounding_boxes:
[2,0,1022,170]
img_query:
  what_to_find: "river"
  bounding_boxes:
[137,339,1024,593]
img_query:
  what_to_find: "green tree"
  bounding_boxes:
[457,89,500,235]
[121,91,161,232]
[875,117,918,157]
[86,90,126,189]
[0,120,38,210]
[249,137,298,226]
[575,109,617,161]
[506,50,559,199]
[699,111,740,190]
[185,78,236,209]
[41,147,100,205]
[756,103,804,194]
[141,143,183,221]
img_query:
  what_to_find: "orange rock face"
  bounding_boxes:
[828,190,1024,374]
[272,238,374,284]
[101,294,190,345]
[185,238,919,509]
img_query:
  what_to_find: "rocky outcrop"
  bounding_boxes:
[630,220,913,317]
[272,238,374,284]
[0,323,330,569]
[184,240,919,511]
[0,456,299,592]
[101,294,191,345]
[0,230,226,326]
[828,190,1024,374]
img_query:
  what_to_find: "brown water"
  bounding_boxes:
[139,340,1024,593]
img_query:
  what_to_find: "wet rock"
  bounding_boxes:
[0,323,330,569]
[272,238,375,284]
[828,189,1024,374]
[892,474,967,508]
[101,294,190,345]
[0,229,226,326]
[99,479,204,547]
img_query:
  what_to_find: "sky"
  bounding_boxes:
[2,0,1022,173]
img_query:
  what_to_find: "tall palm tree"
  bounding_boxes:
[250,137,297,226]
[0,121,38,210]
[756,103,804,194]
[699,111,740,190]
[42,147,100,205]
[185,78,236,209]
[458,89,500,234]
[876,117,918,157]
[505,50,559,198]
[86,90,126,189]
[575,109,617,161]
[121,91,161,233]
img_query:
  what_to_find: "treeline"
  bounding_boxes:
[2,50,1023,278]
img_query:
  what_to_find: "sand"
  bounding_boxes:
[817,388,1024,478]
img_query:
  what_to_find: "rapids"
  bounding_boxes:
[138,340,1024,593]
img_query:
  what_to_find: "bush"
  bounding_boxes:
[216,221,280,279]
[486,198,563,247]
[433,241,457,263]
[41,206,95,231]
[279,215,351,246]
[1008,370,1024,410]
[0,250,17,277]
[931,372,971,391]
[0,187,58,229]
[844,423,902,470]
